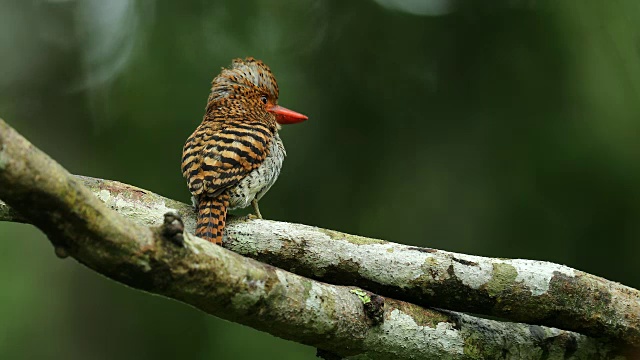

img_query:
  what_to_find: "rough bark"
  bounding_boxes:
[0,118,635,359]
[7,175,637,350]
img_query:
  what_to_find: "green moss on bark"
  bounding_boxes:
[485,263,518,297]
[386,300,450,328]
[319,228,387,245]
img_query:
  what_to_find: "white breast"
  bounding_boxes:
[228,133,286,210]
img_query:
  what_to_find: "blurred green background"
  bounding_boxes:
[1,0,639,358]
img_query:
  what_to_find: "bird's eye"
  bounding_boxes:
[260,95,268,104]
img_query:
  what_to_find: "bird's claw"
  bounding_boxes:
[245,213,260,220]
[251,199,263,219]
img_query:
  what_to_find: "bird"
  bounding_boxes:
[181,57,308,244]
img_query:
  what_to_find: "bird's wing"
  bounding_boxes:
[182,122,273,197]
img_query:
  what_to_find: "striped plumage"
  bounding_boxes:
[182,58,307,244]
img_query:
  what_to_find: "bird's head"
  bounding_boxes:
[206,57,308,125]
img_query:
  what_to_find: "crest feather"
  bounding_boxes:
[209,57,279,103]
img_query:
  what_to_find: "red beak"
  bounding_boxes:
[267,105,308,124]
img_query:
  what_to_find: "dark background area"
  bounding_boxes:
[1,0,639,358]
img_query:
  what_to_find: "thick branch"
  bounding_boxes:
[7,175,637,349]
[0,118,633,359]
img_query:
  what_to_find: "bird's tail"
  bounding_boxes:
[195,193,229,245]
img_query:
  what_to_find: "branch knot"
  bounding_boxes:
[161,212,185,247]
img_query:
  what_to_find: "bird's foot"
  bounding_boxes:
[245,213,260,220]
[251,199,263,220]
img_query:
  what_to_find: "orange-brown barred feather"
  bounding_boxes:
[182,122,272,195]
[182,121,274,243]
[195,193,229,245]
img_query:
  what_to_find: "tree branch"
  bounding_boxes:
[7,176,638,350]
[0,118,634,359]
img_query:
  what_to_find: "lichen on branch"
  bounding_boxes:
[0,118,635,359]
